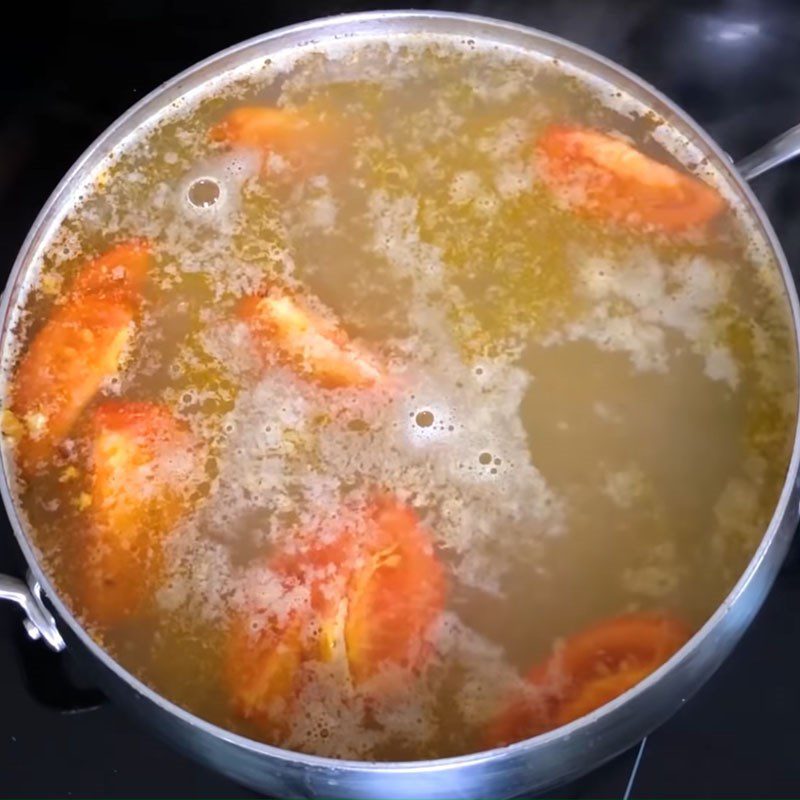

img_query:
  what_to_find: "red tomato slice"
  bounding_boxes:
[69,239,150,302]
[225,496,447,737]
[11,241,150,475]
[345,496,446,685]
[225,611,306,741]
[210,106,311,150]
[209,106,338,174]
[239,290,382,389]
[81,401,202,625]
[487,612,689,746]
[224,529,355,740]
[535,125,725,232]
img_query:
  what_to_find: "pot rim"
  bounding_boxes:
[2,8,798,774]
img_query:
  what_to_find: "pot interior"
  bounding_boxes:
[0,12,797,767]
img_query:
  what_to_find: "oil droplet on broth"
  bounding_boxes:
[416,410,435,428]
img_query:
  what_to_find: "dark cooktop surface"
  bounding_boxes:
[2,1,800,796]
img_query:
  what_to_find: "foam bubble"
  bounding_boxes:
[546,248,740,387]
[176,150,260,230]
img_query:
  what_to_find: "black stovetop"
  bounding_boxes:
[2,1,800,796]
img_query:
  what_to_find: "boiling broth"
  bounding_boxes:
[2,35,797,760]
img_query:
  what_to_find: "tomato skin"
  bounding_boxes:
[209,106,340,174]
[535,125,725,232]
[69,239,149,301]
[80,401,202,626]
[345,496,446,685]
[225,496,446,738]
[225,612,306,741]
[210,107,310,150]
[239,289,382,389]
[10,241,150,476]
[487,612,690,747]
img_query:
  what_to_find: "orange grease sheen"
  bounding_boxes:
[536,125,725,232]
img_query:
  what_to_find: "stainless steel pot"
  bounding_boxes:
[2,11,800,799]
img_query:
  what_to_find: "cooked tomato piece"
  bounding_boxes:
[239,289,382,389]
[535,125,725,232]
[209,106,338,173]
[210,106,309,149]
[223,531,352,740]
[487,612,690,746]
[225,611,306,741]
[81,401,202,625]
[69,239,150,301]
[10,241,150,475]
[345,496,446,685]
[225,496,446,737]
[268,526,359,618]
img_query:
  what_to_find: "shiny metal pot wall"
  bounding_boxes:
[2,12,800,799]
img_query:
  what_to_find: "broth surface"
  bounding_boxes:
[2,35,797,760]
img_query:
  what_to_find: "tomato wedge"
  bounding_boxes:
[345,496,446,685]
[225,611,306,740]
[69,239,149,301]
[10,241,150,475]
[239,289,382,389]
[210,106,310,149]
[225,496,446,738]
[210,106,336,174]
[487,612,690,746]
[535,125,725,232]
[81,401,202,625]
[224,534,350,740]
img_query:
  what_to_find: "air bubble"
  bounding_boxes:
[416,411,435,428]
[187,178,221,208]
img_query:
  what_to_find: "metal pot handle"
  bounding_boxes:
[0,571,65,651]
[736,122,800,180]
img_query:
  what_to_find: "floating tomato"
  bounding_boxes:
[535,125,724,232]
[210,106,339,174]
[488,612,690,747]
[345,497,446,685]
[225,496,446,739]
[10,241,150,475]
[81,401,202,625]
[225,611,306,741]
[239,289,382,389]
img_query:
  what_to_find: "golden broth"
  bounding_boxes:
[2,36,797,760]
